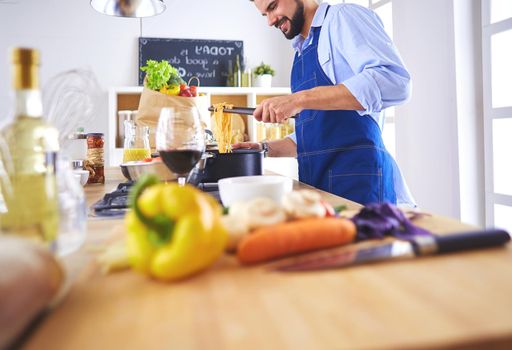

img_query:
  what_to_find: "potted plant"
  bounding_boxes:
[253,62,275,88]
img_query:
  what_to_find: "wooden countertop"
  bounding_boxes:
[20,169,512,350]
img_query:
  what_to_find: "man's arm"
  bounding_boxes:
[253,84,363,124]
[232,137,297,157]
[331,5,411,115]
[254,5,411,124]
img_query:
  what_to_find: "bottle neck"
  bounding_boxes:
[15,89,43,118]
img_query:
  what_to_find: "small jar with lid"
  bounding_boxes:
[67,127,88,161]
[85,133,105,184]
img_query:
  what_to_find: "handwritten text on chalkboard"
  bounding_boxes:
[139,38,244,87]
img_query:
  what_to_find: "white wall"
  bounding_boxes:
[393,0,462,218]
[0,0,294,130]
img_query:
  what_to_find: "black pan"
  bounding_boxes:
[188,149,264,184]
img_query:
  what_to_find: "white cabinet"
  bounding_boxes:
[108,86,298,179]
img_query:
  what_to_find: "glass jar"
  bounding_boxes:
[56,155,87,256]
[117,110,133,148]
[267,123,282,140]
[85,133,105,184]
[66,127,88,161]
[255,121,267,142]
[123,120,151,163]
[231,129,245,144]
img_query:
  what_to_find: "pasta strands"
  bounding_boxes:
[213,102,234,153]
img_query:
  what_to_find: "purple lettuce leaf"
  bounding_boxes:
[351,203,432,241]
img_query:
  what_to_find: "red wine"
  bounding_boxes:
[159,150,202,175]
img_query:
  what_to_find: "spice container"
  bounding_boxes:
[67,127,88,161]
[85,133,105,184]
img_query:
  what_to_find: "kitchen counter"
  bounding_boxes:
[20,169,512,350]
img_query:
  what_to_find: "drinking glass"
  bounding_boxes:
[156,107,205,186]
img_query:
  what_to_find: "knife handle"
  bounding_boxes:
[434,229,510,254]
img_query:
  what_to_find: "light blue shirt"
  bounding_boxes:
[287,2,415,206]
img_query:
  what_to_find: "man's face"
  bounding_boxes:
[254,0,305,39]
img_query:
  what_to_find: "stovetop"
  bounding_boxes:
[92,182,220,217]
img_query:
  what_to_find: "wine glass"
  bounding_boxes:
[156,107,205,186]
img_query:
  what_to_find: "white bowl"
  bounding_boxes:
[73,169,90,186]
[218,175,293,207]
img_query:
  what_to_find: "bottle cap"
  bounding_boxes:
[11,48,40,66]
[11,48,40,89]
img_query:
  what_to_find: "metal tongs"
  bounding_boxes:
[208,106,256,115]
[208,106,297,118]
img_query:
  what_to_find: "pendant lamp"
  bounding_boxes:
[90,0,165,18]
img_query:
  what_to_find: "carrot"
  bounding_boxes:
[236,217,356,264]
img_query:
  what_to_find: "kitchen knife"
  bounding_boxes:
[273,229,511,272]
[208,106,298,118]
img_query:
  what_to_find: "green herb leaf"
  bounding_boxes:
[334,205,347,214]
[140,59,184,91]
[254,62,275,76]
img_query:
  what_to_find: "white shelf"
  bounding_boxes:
[108,86,292,167]
[109,86,291,95]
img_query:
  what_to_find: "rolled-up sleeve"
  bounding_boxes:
[330,5,411,114]
[286,131,297,144]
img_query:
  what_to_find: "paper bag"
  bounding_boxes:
[136,87,210,147]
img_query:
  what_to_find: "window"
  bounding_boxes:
[482,0,512,232]
[323,0,393,37]
[491,30,512,108]
[491,0,512,24]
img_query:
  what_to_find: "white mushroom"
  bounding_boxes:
[244,197,287,230]
[221,198,286,251]
[221,214,250,253]
[282,190,326,219]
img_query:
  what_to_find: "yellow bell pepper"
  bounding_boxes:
[158,85,180,96]
[125,175,227,281]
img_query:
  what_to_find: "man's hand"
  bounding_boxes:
[231,142,262,150]
[232,138,297,158]
[253,85,365,124]
[253,94,303,123]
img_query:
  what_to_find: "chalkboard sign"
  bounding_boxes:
[138,37,244,87]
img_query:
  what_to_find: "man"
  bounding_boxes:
[234,0,413,206]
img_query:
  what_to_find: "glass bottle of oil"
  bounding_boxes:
[0,48,60,249]
[233,55,242,88]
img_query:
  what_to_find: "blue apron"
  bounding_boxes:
[291,18,396,205]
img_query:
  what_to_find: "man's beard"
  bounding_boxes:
[277,0,305,39]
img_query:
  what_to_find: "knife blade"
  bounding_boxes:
[208,106,298,118]
[273,229,510,272]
